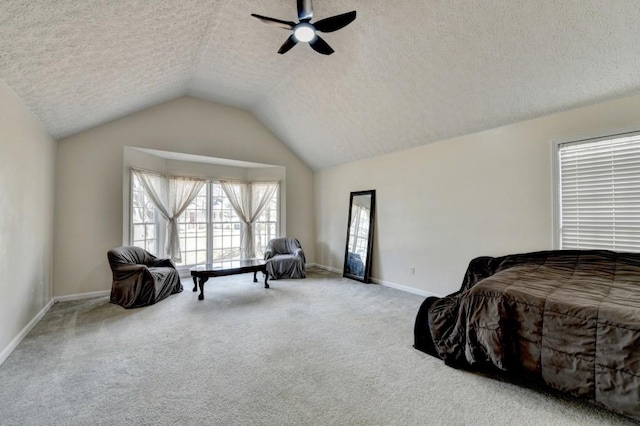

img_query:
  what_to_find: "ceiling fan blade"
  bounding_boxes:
[297,0,313,21]
[309,35,334,55]
[251,14,295,30]
[278,35,298,54]
[314,11,357,33]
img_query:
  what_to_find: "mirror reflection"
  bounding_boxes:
[344,190,376,283]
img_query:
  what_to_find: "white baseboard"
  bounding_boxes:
[314,263,443,298]
[371,277,443,298]
[313,263,342,274]
[0,298,55,367]
[1,289,111,366]
[54,290,110,302]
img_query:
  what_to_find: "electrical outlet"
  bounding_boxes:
[410,267,415,275]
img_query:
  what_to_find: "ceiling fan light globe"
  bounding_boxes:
[293,23,316,43]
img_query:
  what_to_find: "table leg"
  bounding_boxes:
[253,271,258,283]
[192,276,198,292]
[264,271,270,289]
[198,276,209,301]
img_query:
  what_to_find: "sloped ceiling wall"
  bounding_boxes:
[2,0,640,170]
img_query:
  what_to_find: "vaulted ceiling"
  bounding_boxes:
[2,1,640,170]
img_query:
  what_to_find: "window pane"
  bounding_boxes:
[197,237,206,249]
[133,224,145,242]
[131,207,144,224]
[145,239,156,254]
[185,252,196,266]
[146,224,156,239]
[212,249,222,261]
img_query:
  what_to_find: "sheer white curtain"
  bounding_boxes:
[133,170,204,262]
[220,181,279,259]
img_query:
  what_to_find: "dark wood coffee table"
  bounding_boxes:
[190,259,269,300]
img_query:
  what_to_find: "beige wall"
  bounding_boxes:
[55,96,314,297]
[0,80,55,359]
[315,94,640,297]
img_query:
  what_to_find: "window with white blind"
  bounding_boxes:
[556,130,640,252]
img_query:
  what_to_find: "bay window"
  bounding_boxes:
[130,171,279,268]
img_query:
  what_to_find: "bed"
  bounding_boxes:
[414,250,640,420]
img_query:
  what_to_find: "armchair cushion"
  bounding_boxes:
[264,237,306,279]
[107,246,182,309]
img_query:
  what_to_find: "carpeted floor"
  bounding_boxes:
[0,267,636,425]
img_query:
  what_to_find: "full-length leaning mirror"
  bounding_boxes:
[343,190,376,283]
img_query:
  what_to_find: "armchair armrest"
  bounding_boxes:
[264,248,274,260]
[293,248,306,263]
[111,263,150,281]
[151,258,176,269]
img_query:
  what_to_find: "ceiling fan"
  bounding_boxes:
[251,0,356,55]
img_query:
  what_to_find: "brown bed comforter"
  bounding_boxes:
[414,250,640,420]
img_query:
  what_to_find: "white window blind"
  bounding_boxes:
[558,132,640,252]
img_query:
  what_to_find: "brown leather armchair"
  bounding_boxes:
[107,246,182,308]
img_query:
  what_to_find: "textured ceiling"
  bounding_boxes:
[2,1,640,170]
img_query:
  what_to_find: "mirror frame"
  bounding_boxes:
[343,190,376,283]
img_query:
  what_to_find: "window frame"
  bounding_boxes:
[209,181,243,264]
[552,125,640,251]
[175,183,210,267]
[253,184,280,259]
[129,170,160,255]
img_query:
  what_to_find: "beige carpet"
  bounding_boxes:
[0,268,635,425]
